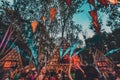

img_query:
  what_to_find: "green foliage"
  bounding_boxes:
[0,0,85,67]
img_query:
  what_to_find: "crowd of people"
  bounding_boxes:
[0,66,69,80]
[0,58,120,80]
[0,45,120,80]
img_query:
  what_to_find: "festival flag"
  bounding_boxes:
[92,21,101,34]
[98,0,108,7]
[89,10,101,34]
[65,0,71,7]
[89,10,97,21]
[88,0,95,7]
[31,20,38,33]
[50,8,57,21]
[108,0,118,4]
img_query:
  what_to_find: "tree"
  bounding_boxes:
[0,0,85,70]
[106,4,120,30]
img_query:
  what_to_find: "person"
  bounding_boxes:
[116,76,120,80]
[43,76,49,80]
[26,71,36,80]
[50,76,57,80]
[68,58,73,80]
[50,70,57,80]
[108,68,116,80]
[13,70,21,80]
[68,55,86,80]
[85,64,100,80]
[72,55,86,80]
[36,67,46,80]
[61,71,65,80]
[57,70,62,80]
[2,73,10,80]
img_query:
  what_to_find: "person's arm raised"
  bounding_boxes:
[68,58,73,80]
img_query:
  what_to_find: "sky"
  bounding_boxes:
[0,0,115,48]
[73,2,112,38]
[2,0,112,40]
[73,3,94,38]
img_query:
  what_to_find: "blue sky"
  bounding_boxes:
[73,3,112,38]
[73,3,95,38]
[73,3,91,28]
[4,0,112,38]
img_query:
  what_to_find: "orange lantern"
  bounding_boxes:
[50,8,57,21]
[31,20,38,33]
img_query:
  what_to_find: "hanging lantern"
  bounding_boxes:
[89,10,101,34]
[50,8,57,21]
[31,20,38,33]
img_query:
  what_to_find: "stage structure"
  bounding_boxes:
[0,49,23,70]
[46,46,69,73]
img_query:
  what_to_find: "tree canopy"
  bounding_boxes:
[0,0,120,68]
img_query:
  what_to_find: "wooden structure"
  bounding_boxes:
[94,49,114,70]
[93,49,114,79]
[46,46,69,73]
[0,49,23,70]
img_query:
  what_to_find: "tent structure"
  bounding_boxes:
[46,46,69,73]
[0,49,23,70]
[93,49,114,69]
[93,49,114,79]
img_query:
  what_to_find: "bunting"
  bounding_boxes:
[89,10,101,34]
[88,0,95,7]
[89,10,98,21]
[31,20,38,33]
[50,8,57,21]
[98,0,108,7]
[65,0,71,7]
[92,21,101,34]
[108,0,118,4]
